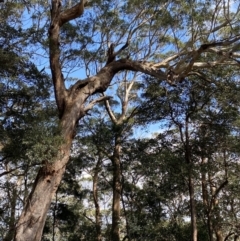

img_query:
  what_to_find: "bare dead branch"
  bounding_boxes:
[193,61,239,68]
[84,96,112,113]
[106,39,130,65]
[0,168,18,178]
[103,94,117,124]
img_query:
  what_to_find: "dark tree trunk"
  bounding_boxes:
[188,173,198,241]
[4,175,18,241]
[184,119,198,241]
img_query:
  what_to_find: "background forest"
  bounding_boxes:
[1,0,240,241]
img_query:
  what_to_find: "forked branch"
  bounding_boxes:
[84,96,112,113]
[49,0,88,116]
[60,0,88,26]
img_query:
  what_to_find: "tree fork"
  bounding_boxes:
[14,1,89,240]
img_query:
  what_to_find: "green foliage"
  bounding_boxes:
[1,0,240,240]
[0,4,60,239]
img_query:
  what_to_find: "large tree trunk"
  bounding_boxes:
[14,1,88,238]
[14,110,77,241]
[14,149,71,241]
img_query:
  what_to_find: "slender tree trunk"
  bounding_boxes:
[184,119,197,241]
[3,167,19,241]
[52,192,58,241]
[188,173,198,241]
[111,134,122,241]
[121,175,130,240]
[4,187,17,241]
[234,235,239,241]
[103,79,135,241]
[209,175,226,241]
[201,158,213,241]
[93,155,102,241]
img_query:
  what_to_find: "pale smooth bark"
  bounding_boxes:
[104,77,136,241]
[111,134,122,241]
[188,174,198,241]
[201,158,214,241]
[93,155,102,241]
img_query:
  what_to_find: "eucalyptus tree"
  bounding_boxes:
[192,78,240,241]
[8,0,240,240]
[138,64,240,241]
[75,73,140,241]
[0,2,58,240]
[102,73,140,241]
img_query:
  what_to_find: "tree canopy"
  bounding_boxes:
[0,0,240,240]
